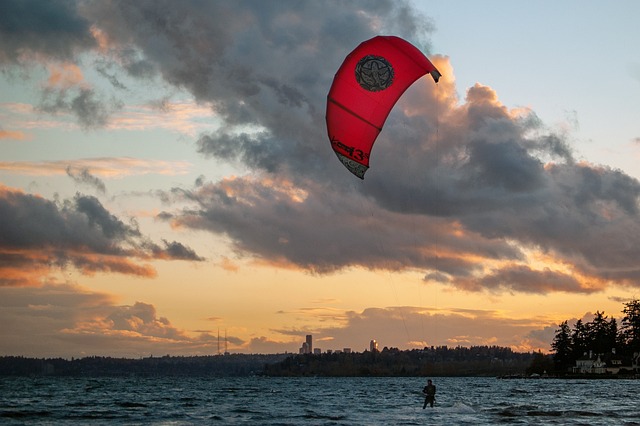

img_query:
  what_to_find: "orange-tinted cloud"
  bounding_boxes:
[107,101,215,136]
[0,129,29,140]
[45,62,86,89]
[219,256,240,272]
[271,306,555,354]
[0,157,191,177]
[0,283,224,358]
[0,185,202,287]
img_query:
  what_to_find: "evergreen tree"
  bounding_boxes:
[620,299,640,356]
[588,311,617,354]
[571,319,589,359]
[547,300,640,373]
[608,318,619,353]
[526,351,553,375]
[551,321,572,373]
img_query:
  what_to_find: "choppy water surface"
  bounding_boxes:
[1,376,638,425]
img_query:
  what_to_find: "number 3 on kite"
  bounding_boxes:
[326,36,441,179]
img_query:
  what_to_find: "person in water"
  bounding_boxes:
[422,379,436,408]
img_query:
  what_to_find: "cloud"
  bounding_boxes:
[1,97,214,136]
[45,62,85,89]
[0,283,223,357]
[75,0,434,173]
[0,279,560,357]
[38,85,121,128]
[66,166,107,194]
[0,157,191,177]
[107,101,216,136]
[248,336,298,354]
[101,301,187,340]
[0,1,119,126]
[461,265,598,294]
[271,306,553,353]
[0,129,28,140]
[0,185,203,286]
[154,239,205,262]
[4,0,640,297]
[161,175,520,275]
[161,55,640,295]
[0,0,96,64]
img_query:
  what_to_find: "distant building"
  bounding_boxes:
[343,348,351,354]
[299,335,313,354]
[573,353,606,374]
[306,335,313,354]
[573,349,635,375]
[313,348,321,355]
[370,340,378,352]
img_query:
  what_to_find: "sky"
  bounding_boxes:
[1,0,640,358]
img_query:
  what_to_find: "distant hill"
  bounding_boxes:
[264,346,535,377]
[0,346,536,377]
[0,354,289,377]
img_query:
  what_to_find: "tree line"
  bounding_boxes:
[264,345,534,377]
[1,347,533,377]
[550,299,640,373]
[0,354,289,377]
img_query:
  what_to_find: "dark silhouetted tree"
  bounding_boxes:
[571,319,589,359]
[551,321,572,373]
[620,299,640,356]
[526,351,553,375]
[587,311,617,354]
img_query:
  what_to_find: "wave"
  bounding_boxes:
[0,410,53,419]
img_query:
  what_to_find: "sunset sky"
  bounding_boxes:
[2,0,640,358]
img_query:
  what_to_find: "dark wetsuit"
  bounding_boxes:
[423,383,436,408]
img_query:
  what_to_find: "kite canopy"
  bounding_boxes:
[326,36,441,179]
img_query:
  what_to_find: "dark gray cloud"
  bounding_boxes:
[156,239,205,262]
[0,0,121,126]
[88,1,638,294]
[0,0,95,64]
[166,72,640,294]
[163,177,520,274]
[66,166,107,194]
[39,86,121,129]
[0,186,203,286]
[476,265,589,294]
[80,0,431,178]
[87,1,634,295]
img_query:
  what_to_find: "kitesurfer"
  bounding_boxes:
[422,379,436,408]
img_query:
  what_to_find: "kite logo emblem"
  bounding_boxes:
[355,55,394,92]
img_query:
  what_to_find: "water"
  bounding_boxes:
[1,376,638,425]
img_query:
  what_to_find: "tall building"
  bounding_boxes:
[299,334,314,354]
[370,339,378,352]
[306,335,313,354]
